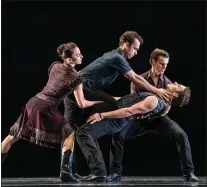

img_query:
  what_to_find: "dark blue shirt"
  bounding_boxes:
[79,48,132,89]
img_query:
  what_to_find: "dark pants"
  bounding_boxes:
[63,87,119,174]
[75,118,129,176]
[110,115,194,175]
[64,87,118,128]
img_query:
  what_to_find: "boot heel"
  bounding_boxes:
[115,176,121,182]
[60,171,70,182]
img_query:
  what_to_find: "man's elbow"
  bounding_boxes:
[126,108,136,116]
[124,71,137,82]
[78,103,84,108]
[77,100,86,108]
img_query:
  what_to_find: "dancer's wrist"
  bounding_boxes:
[99,113,104,119]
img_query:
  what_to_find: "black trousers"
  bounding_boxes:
[64,87,118,128]
[63,87,119,174]
[110,115,194,175]
[75,118,129,176]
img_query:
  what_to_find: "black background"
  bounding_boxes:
[2,1,206,177]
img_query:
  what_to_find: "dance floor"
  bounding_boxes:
[1,176,206,187]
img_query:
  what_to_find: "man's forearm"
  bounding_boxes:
[133,74,158,94]
[101,106,146,119]
[101,108,134,119]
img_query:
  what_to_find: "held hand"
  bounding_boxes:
[87,113,103,124]
[156,88,173,104]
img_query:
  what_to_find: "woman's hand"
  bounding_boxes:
[87,113,103,124]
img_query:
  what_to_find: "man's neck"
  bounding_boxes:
[118,46,126,59]
[150,68,161,87]
[151,68,163,78]
[166,89,175,103]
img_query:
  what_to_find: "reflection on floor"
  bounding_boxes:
[1,176,206,187]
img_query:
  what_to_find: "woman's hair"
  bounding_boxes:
[57,42,77,59]
[172,87,191,107]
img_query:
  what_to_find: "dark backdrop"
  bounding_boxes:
[2,1,206,177]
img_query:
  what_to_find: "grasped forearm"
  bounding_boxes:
[130,82,136,94]
[101,105,148,119]
[133,74,157,93]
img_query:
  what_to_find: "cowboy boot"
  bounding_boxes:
[60,150,78,182]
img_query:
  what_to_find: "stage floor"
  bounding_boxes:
[1,176,206,187]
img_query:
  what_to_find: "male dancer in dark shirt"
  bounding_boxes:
[63,31,172,181]
[75,78,191,182]
[106,48,198,183]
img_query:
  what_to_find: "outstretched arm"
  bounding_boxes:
[125,71,157,93]
[124,70,171,103]
[87,96,158,124]
[130,82,136,94]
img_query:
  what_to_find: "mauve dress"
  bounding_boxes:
[9,61,83,148]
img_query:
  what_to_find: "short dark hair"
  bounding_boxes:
[172,87,191,107]
[57,42,77,59]
[119,31,143,46]
[150,48,170,64]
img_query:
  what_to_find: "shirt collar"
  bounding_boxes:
[117,47,125,58]
[146,69,164,81]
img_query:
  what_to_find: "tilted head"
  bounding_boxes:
[150,48,170,75]
[119,31,143,59]
[57,42,83,66]
[167,82,191,107]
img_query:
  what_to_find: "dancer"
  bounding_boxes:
[1,42,104,181]
[78,31,170,101]
[75,80,191,182]
[63,31,172,181]
[107,48,198,182]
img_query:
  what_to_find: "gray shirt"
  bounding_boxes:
[79,48,132,89]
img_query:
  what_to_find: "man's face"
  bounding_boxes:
[167,82,186,93]
[66,47,83,65]
[124,38,140,59]
[151,56,169,74]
